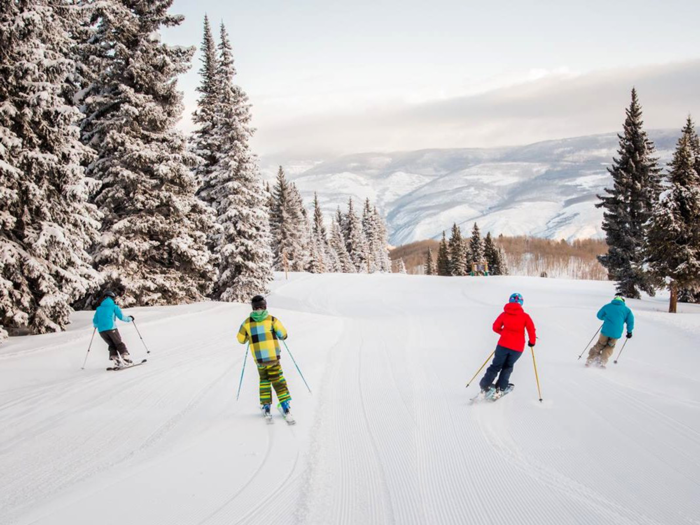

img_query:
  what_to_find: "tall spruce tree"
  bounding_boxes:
[645,117,700,313]
[597,89,661,298]
[329,217,355,273]
[449,223,467,276]
[437,232,450,276]
[361,199,379,273]
[483,232,504,275]
[190,15,218,192]
[310,193,330,273]
[396,258,407,274]
[269,167,308,272]
[373,205,392,272]
[344,198,370,272]
[469,223,485,272]
[424,249,436,275]
[207,23,273,300]
[0,0,100,339]
[79,0,217,306]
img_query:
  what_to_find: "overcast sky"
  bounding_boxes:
[162,0,700,160]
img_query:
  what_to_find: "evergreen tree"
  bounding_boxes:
[344,198,370,272]
[79,0,217,306]
[329,218,355,273]
[437,232,450,276]
[310,193,330,273]
[424,249,436,275]
[449,223,467,276]
[483,232,499,275]
[373,205,392,272]
[362,199,379,272]
[645,117,700,313]
[469,223,485,272]
[597,89,661,298]
[396,258,407,274]
[269,167,308,272]
[498,247,509,276]
[0,0,100,339]
[197,22,272,301]
[190,15,219,191]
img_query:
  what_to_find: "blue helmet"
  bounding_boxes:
[509,292,524,305]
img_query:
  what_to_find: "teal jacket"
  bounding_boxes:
[597,300,634,339]
[93,297,131,333]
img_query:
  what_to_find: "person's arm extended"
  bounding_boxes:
[596,306,606,321]
[115,305,131,323]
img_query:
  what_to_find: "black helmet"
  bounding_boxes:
[103,290,116,299]
[251,295,267,310]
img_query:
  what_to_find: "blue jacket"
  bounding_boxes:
[93,297,131,333]
[597,300,634,339]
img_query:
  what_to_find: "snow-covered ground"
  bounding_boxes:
[1,273,699,525]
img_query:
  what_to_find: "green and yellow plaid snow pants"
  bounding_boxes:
[256,361,291,405]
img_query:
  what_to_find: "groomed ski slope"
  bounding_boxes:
[1,273,699,525]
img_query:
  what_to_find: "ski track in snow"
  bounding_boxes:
[1,273,699,524]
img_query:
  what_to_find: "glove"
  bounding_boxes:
[528,342,535,348]
[130,315,135,321]
[626,332,632,339]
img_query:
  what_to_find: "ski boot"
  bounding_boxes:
[482,385,497,401]
[261,404,273,424]
[278,401,296,425]
[120,352,133,365]
[110,355,124,369]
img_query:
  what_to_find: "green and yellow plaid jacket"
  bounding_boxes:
[237,314,288,364]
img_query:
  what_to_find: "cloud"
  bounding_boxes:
[252,59,700,160]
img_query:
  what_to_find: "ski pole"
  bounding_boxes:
[613,338,630,364]
[236,344,250,401]
[81,328,97,370]
[531,346,543,402]
[281,339,312,393]
[132,319,150,354]
[577,324,602,360]
[465,350,496,388]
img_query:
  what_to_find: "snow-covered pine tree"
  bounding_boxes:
[483,232,502,275]
[190,15,219,192]
[361,199,379,273]
[373,205,392,272]
[311,192,332,272]
[597,89,661,298]
[269,167,308,272]
[437,232,450,276]
[207,22,272,300]
[79,0,217,306]
[469,223,485,273]
[0,0,101,340]
[448,224,467,276]
[396,258,407,274]
[645,117,700,313]
[329,217,355,273]
[343,198,370,272]
[498,247,509,276]
[424,248,436,275]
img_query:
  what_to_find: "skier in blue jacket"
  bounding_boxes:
[586,294,634,368]
[93,291,134,366]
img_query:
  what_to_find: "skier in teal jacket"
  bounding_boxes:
[92,291,134,366]
[586,294,634,368]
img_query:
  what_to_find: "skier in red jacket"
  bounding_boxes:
[479,293,537,399]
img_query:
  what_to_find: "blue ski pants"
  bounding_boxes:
[479,345,523,391]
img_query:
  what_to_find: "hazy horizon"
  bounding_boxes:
[162,0,700,161]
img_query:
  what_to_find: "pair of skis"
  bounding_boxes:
[106,359,147,371]
[469,384,515,404]
[262,405,296,425]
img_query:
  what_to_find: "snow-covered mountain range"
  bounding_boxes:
[261,130,681,246]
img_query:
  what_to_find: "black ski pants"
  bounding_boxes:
[479,345,523,391]
[99,329,129,359]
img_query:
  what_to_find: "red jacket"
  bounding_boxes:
[493,303,536,352]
